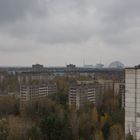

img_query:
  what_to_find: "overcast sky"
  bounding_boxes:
[0,0,139,66]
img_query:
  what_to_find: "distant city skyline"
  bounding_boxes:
[0,60,124,67]
[0,0,139,66]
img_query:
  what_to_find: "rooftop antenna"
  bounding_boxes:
[100,57,102,64]
[65,62,67,66]
[83,59,85,66]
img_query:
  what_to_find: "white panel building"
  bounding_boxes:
[125,66,140,139]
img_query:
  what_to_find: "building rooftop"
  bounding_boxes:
[126,64,140,69]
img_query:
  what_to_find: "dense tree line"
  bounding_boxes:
[0,89,128,140]
[0,72,133,140]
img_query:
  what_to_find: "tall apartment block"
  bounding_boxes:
[69,81,103,109]
[32,64,44,72]
[114,82,125,108]
[20,82,57,103]
[125,65,140,139]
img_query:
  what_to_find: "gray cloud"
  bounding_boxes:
[0,0,139,66]
[0,0,48,24]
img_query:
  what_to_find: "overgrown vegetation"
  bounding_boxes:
[0,89,126,140]
[0,76,127,140]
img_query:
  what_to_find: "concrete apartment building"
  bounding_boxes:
[120,83,125,108]
[20,82,57,103]
[97,79,125,108]
[32,64,44,72]
[97,79,114,92]
[114,82,124,95]
[69,81,103,109]
[114,82,125,108]
[125,65,140,139]
[18,73,54,84]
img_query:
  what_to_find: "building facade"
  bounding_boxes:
[32,64,44,72]
[97,79,114,92]
[114,82,125,108]
[20,82,57,102]
[125,66,140,139]
[69,81,103,109]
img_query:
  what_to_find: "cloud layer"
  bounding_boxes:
[0,0,139,66]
